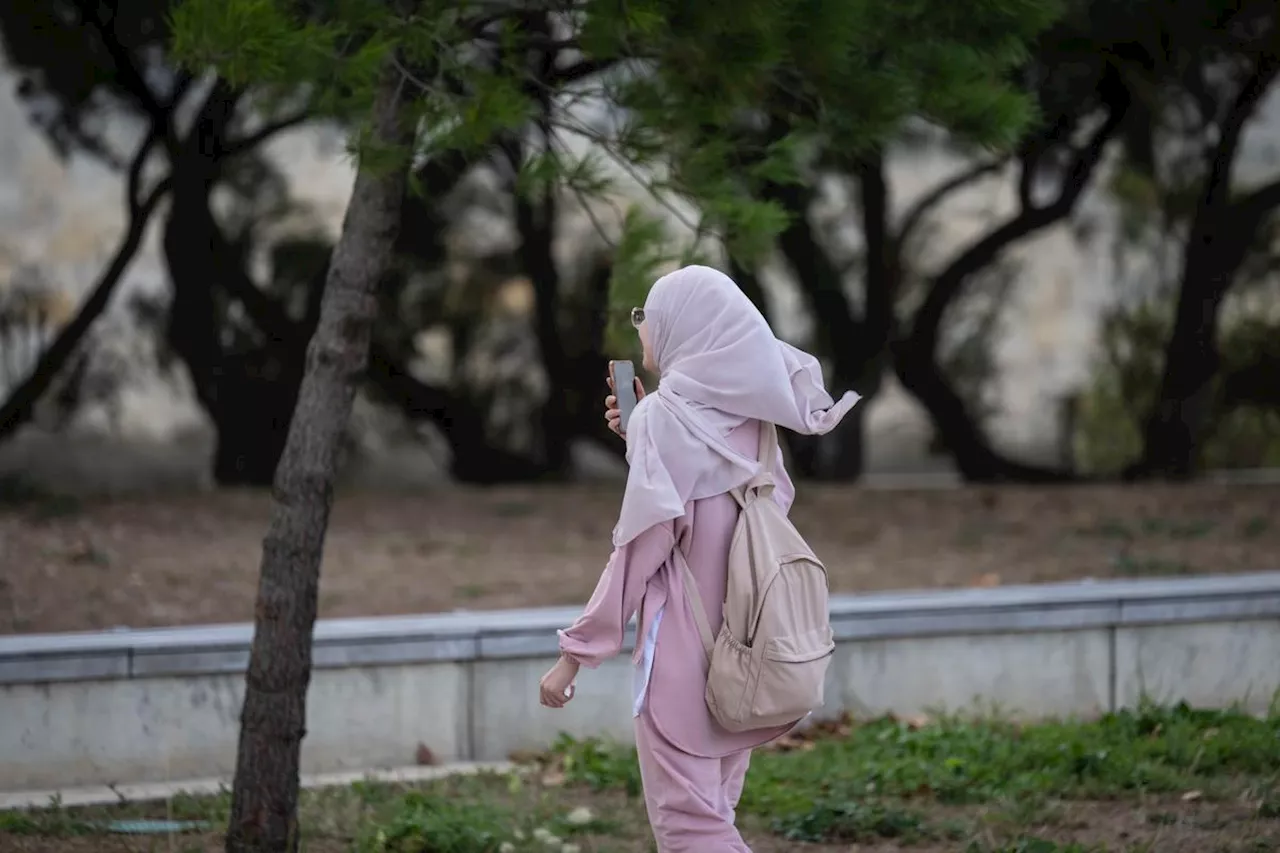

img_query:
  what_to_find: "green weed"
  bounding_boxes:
[4,703,1278,852]
[771,799,941,843]
[551,701,1280,815]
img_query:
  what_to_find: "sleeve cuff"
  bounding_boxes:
[556,630,600,669]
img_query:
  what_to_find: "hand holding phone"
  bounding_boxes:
[606,360,645,437]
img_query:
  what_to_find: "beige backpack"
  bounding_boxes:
[678,421,835,733]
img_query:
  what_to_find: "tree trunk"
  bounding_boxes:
[1125,217,1269,479]
[157,75,337,487]
[1128,57,1280,479]
[1127,253,1226,480]
[162,81,305,487]
[517,189,573,476]
[565,257,626,461]
[727,257,769,314]
[892,345,1074,482]
[838,153,895,480]
[224,67,412,853]
[211,353,307,486]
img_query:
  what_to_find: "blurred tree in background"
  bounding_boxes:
[704,0,1279,482]
[1071,0,1280,477]
[0,0,605,483]
[1,0,1277,493]
[0,0,184,447]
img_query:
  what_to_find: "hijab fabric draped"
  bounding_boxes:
[613,265,860,545]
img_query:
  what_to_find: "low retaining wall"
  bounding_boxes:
[2,573,1279,794]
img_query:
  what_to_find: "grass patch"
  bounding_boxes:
[0,809,97,836]
[1241,515,1270,537]
[454,583,488,600]
[965,842,1122,853]
[1110,554,1194,576]
[489,501,535,518]
[0,790,230,836]
[772,799,951,843]
[549,733,644,796]
[4,703,1279,852]
[1075,517,1216,542]
[1075,519,1137,540]
[552,702,1280,810]
[0,473,82,520]
[359,791,510,851]
[546,701,1280,849]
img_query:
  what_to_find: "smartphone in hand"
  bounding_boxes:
[609,360,639,434]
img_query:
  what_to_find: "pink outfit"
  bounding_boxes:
[559,265,858,851]
[560,419,796,850]
[634,708,752,852]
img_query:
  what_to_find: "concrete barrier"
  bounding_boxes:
[2,573,1278,793]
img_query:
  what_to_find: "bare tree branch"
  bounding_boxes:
[1230,174,1280,230]
[222,111,313,159]
[549,57,616,86]
[71,0,179,155]
[1198,53,1280,218]
[909,81,1129,356]
[0,127,172,441]
[1221,352,1280,412]
[896,158,1007,249]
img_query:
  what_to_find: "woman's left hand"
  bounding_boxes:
[539,655,580,709]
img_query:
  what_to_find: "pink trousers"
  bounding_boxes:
[634,709,753,852]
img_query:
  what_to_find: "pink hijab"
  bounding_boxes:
[613,265,861,545]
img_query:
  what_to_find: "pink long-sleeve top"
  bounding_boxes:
[558,418,796,758]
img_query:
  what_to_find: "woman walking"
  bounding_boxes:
[538,265,859,851]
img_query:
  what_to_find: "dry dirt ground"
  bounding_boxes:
[1,483,1277,635]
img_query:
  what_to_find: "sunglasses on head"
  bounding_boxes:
[630,307,645,328]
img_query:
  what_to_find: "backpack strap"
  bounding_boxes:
[729,421,779,508]
[675,547,716,658]
[684,422,782,657]
[758,419,780,473]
